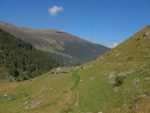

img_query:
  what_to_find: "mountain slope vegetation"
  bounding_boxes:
[0,28,62,81]
[73,25,150,113]
[0,25,150,113]
[0,22,110,66]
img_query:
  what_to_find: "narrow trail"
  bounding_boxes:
[75,90,79,107]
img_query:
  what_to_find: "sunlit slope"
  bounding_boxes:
[72,25,150,113]
[0,68,75,113]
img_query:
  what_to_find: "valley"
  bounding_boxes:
[0,25,150,113]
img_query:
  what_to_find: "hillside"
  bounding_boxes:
[0,22,110,66]
[0,28,61,81]
[74,25,150,113]
[0,25,150,113]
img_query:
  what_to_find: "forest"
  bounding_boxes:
[0,28,62,81]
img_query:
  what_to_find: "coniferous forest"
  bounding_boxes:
[0,28,62,81]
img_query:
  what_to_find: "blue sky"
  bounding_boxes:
[0,0,150,47]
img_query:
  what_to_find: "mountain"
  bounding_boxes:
[74,25,150,113]
[0,28,62,81]
[0,25,150,113]
[0,22,110,66]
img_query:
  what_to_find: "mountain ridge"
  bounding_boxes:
[0,21,110,66]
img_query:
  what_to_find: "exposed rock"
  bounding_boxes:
[118,72,126,76]
[113,87,119,93]
[20,101,41,110]
[41,87,49,91]
[99,56,103,60]
[38,95,44,99]
[118,70,134,77]
[49,67,72,75]
[108,72,115,79]
[50,88,53,90]
[116,52,121,57]
[117,63,122,67]
[140,68,149,74]
[144,77,150,81]
[24,106,30,110]
[137,94,148,98]
[55,67,62,71]
[131,104,139,110]
[80,80,83,82]
[3,94,7,97]
[3,95,16,101]
[90,77,95,80]
[19,101,29,108]
[7,76,16,82]
[82,64,92,70]
[8,95,16,101]
[30,101,41,109]
[49,71,68,75]
[122,103,128,107]
[24,96,30,100]
[144,31,150,37]
[110,80,115,84]
[104,73,107,77]
[138,89,142,93]
[133,79,140,88]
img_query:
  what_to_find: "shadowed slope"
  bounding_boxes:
[0,22,110,66]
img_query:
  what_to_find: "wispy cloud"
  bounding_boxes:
[112,42,118,48]
[49,5,64,16]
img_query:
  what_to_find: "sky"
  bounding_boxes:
[0,0,150,47]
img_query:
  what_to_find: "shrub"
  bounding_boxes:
[114,76,124,86]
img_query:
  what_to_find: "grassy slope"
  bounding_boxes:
[0,25,150,113]
[0,69,75,113]
[72,25,150,113]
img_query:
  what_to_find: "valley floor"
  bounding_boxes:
[0,64,150,113]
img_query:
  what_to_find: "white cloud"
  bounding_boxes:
[49,5,64,16]
[112,42,118,48]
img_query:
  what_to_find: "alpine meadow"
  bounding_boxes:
[0,0,150,113]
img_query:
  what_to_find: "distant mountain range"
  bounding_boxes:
[0,22,110,66]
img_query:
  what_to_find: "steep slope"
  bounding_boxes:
[0,28,61,81]
[73,25,150,113]
[0,25,150,113]
[0,22,110,66]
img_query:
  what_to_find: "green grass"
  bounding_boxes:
[0,69,74,113]
[70,70,80,91]
[0,67,8,79]
[0,25,150,113]
[69,25,150,113]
